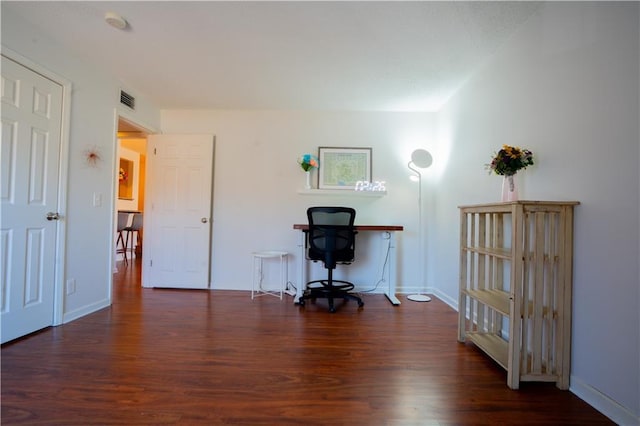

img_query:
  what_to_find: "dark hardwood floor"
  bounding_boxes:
[2,258,613,425]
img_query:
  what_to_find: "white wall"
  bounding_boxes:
[161,110,437,294]
[432,3,639,424]
[2,8,161,321]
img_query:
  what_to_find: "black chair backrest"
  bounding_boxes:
[307,207,356,270]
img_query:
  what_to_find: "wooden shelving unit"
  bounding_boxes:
[457,201,579,390]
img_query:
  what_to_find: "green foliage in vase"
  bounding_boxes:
[487,145,534,176]
[298,154,319,172]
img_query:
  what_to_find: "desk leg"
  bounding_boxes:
[296,231,306,304]
[384,231,401,305]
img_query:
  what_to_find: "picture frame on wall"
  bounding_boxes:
[318,147,372,190]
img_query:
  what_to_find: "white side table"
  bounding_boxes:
[251,251,288,300]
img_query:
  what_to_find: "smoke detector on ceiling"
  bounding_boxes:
[105,12,127,30]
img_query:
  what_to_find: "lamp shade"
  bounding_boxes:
[410,149,433,169]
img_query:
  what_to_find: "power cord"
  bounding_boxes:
[357,234,392,295]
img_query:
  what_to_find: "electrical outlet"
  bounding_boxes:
[92,192,102,207]
[66,279,76,295]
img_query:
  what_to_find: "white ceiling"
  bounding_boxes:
[4,1,542,112]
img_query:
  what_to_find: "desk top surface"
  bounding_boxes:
[293,224,403,231]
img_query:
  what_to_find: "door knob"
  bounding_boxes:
[201,217,208,223]
[46,212,60,221]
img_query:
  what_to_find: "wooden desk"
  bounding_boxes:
[293,224,404,305]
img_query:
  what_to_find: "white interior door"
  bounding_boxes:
[142,134,214,289]
[1,56,63,343]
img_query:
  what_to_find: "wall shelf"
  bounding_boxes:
[297,189,386,197]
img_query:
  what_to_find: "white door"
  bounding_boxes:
[142,134,214,289]
[1,56,63,343]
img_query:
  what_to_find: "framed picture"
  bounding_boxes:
[318,147,372,190]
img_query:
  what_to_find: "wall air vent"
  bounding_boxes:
[120,90,135,110]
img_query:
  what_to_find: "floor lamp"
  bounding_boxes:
[407,149,433,302]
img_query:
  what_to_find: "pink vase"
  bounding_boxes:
[501,174,518,202]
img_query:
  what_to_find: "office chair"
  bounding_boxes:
[298,206,364,313]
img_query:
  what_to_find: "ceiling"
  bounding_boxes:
[4,1,541,112]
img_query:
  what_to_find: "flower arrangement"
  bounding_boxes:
[487,144,534,176]
[298,154,319,172]
[119,167,128,182]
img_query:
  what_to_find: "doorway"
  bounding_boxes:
[114,117,148,270]
[111,126,215,289]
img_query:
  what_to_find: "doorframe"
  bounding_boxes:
[109,110,157,294]
[1,46,72,326]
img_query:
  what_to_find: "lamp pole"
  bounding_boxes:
[407,149,432,302]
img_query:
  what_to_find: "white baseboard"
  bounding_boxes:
[62,299,110,324]
[570,376,639,425]
[428,288,458,310]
